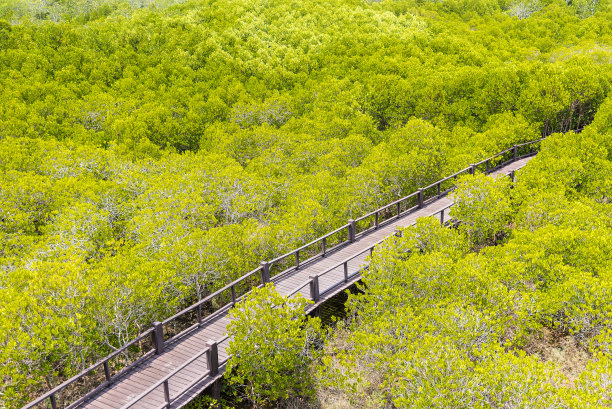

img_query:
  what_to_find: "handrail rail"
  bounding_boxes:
[355,191,419,223]
[268,223,350,265]
[21,328,155,409]
[121,351,211,409]
[23,136,545,409]
[422,166,471,191]
[119,333,227,409]
[299,201,460,306]
[161,265,263,326]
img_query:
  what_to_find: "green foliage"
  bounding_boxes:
[183,393,233,409]
[226,284,323,408]
[0,0,611,407]
[514,129,612,201]
[397,216,470,258]
[450,173,514,246]
[318,126,612,408]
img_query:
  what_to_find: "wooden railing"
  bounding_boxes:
[294,201,457,305]
[297,138,553,309]
[23,137,543,409]
[119,335,230,409]
[22,329,155,409]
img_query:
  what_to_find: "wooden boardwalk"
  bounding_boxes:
[61,156,533,409]
[25,138,546,409]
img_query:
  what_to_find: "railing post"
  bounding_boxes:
[348,219,356,243]
[309,275,320,302]
[375,212,379,229]
[469,164,476,175]
[231,285,236,306]
[209,380,221,403]
[513,145,518,160]
[440,209,445,225]
[343,261,348,283]
[207,340,219,376]
[437,182,441,197]
[485,159,490,173]
[103,361,111,382]
[417,188,424,208]
[153,321,164,355]
[260,261,270,285]
[197,304,202,325]
[295,250,300,270]
[510,170,516,183]
[321,237,327,257]
[163,380,171,407]
[396,201,401,219]
[50,393,58,409]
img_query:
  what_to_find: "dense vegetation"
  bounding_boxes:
[314,123,612,408]
[226,285,323,407]
[223,123,612,408]
[0,0,611,407]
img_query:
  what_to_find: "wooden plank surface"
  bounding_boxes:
[74,157,533,409]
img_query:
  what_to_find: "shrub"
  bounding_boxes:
[451,173,514,246]
[226,284,323,408]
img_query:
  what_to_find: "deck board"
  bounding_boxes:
[72,157,532,409]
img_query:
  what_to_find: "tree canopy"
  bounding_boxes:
[1,0,611,407]
[317,122,612,408]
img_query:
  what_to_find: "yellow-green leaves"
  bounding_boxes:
[451,173,514,246]
[226,284,323,408]
[320,127,612,407]
[0,170,56,234]
[1,0,612,407]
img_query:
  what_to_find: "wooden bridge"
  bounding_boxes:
[24,139,543,409]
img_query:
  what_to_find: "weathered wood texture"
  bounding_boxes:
[23,141,538,409]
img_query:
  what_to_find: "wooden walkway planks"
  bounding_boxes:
[73,156,533,409]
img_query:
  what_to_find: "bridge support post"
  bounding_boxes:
[260,261,270,285]
[208,380,221,405]
[207,340,221,406]
[348,219,356,243]
[417,188,424,208]
[50,394,58,409]
[153,322,164,355]
[103,361,111,382]
[309,275,320,302]
[207,340,219,376]
[163,380,170,406]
